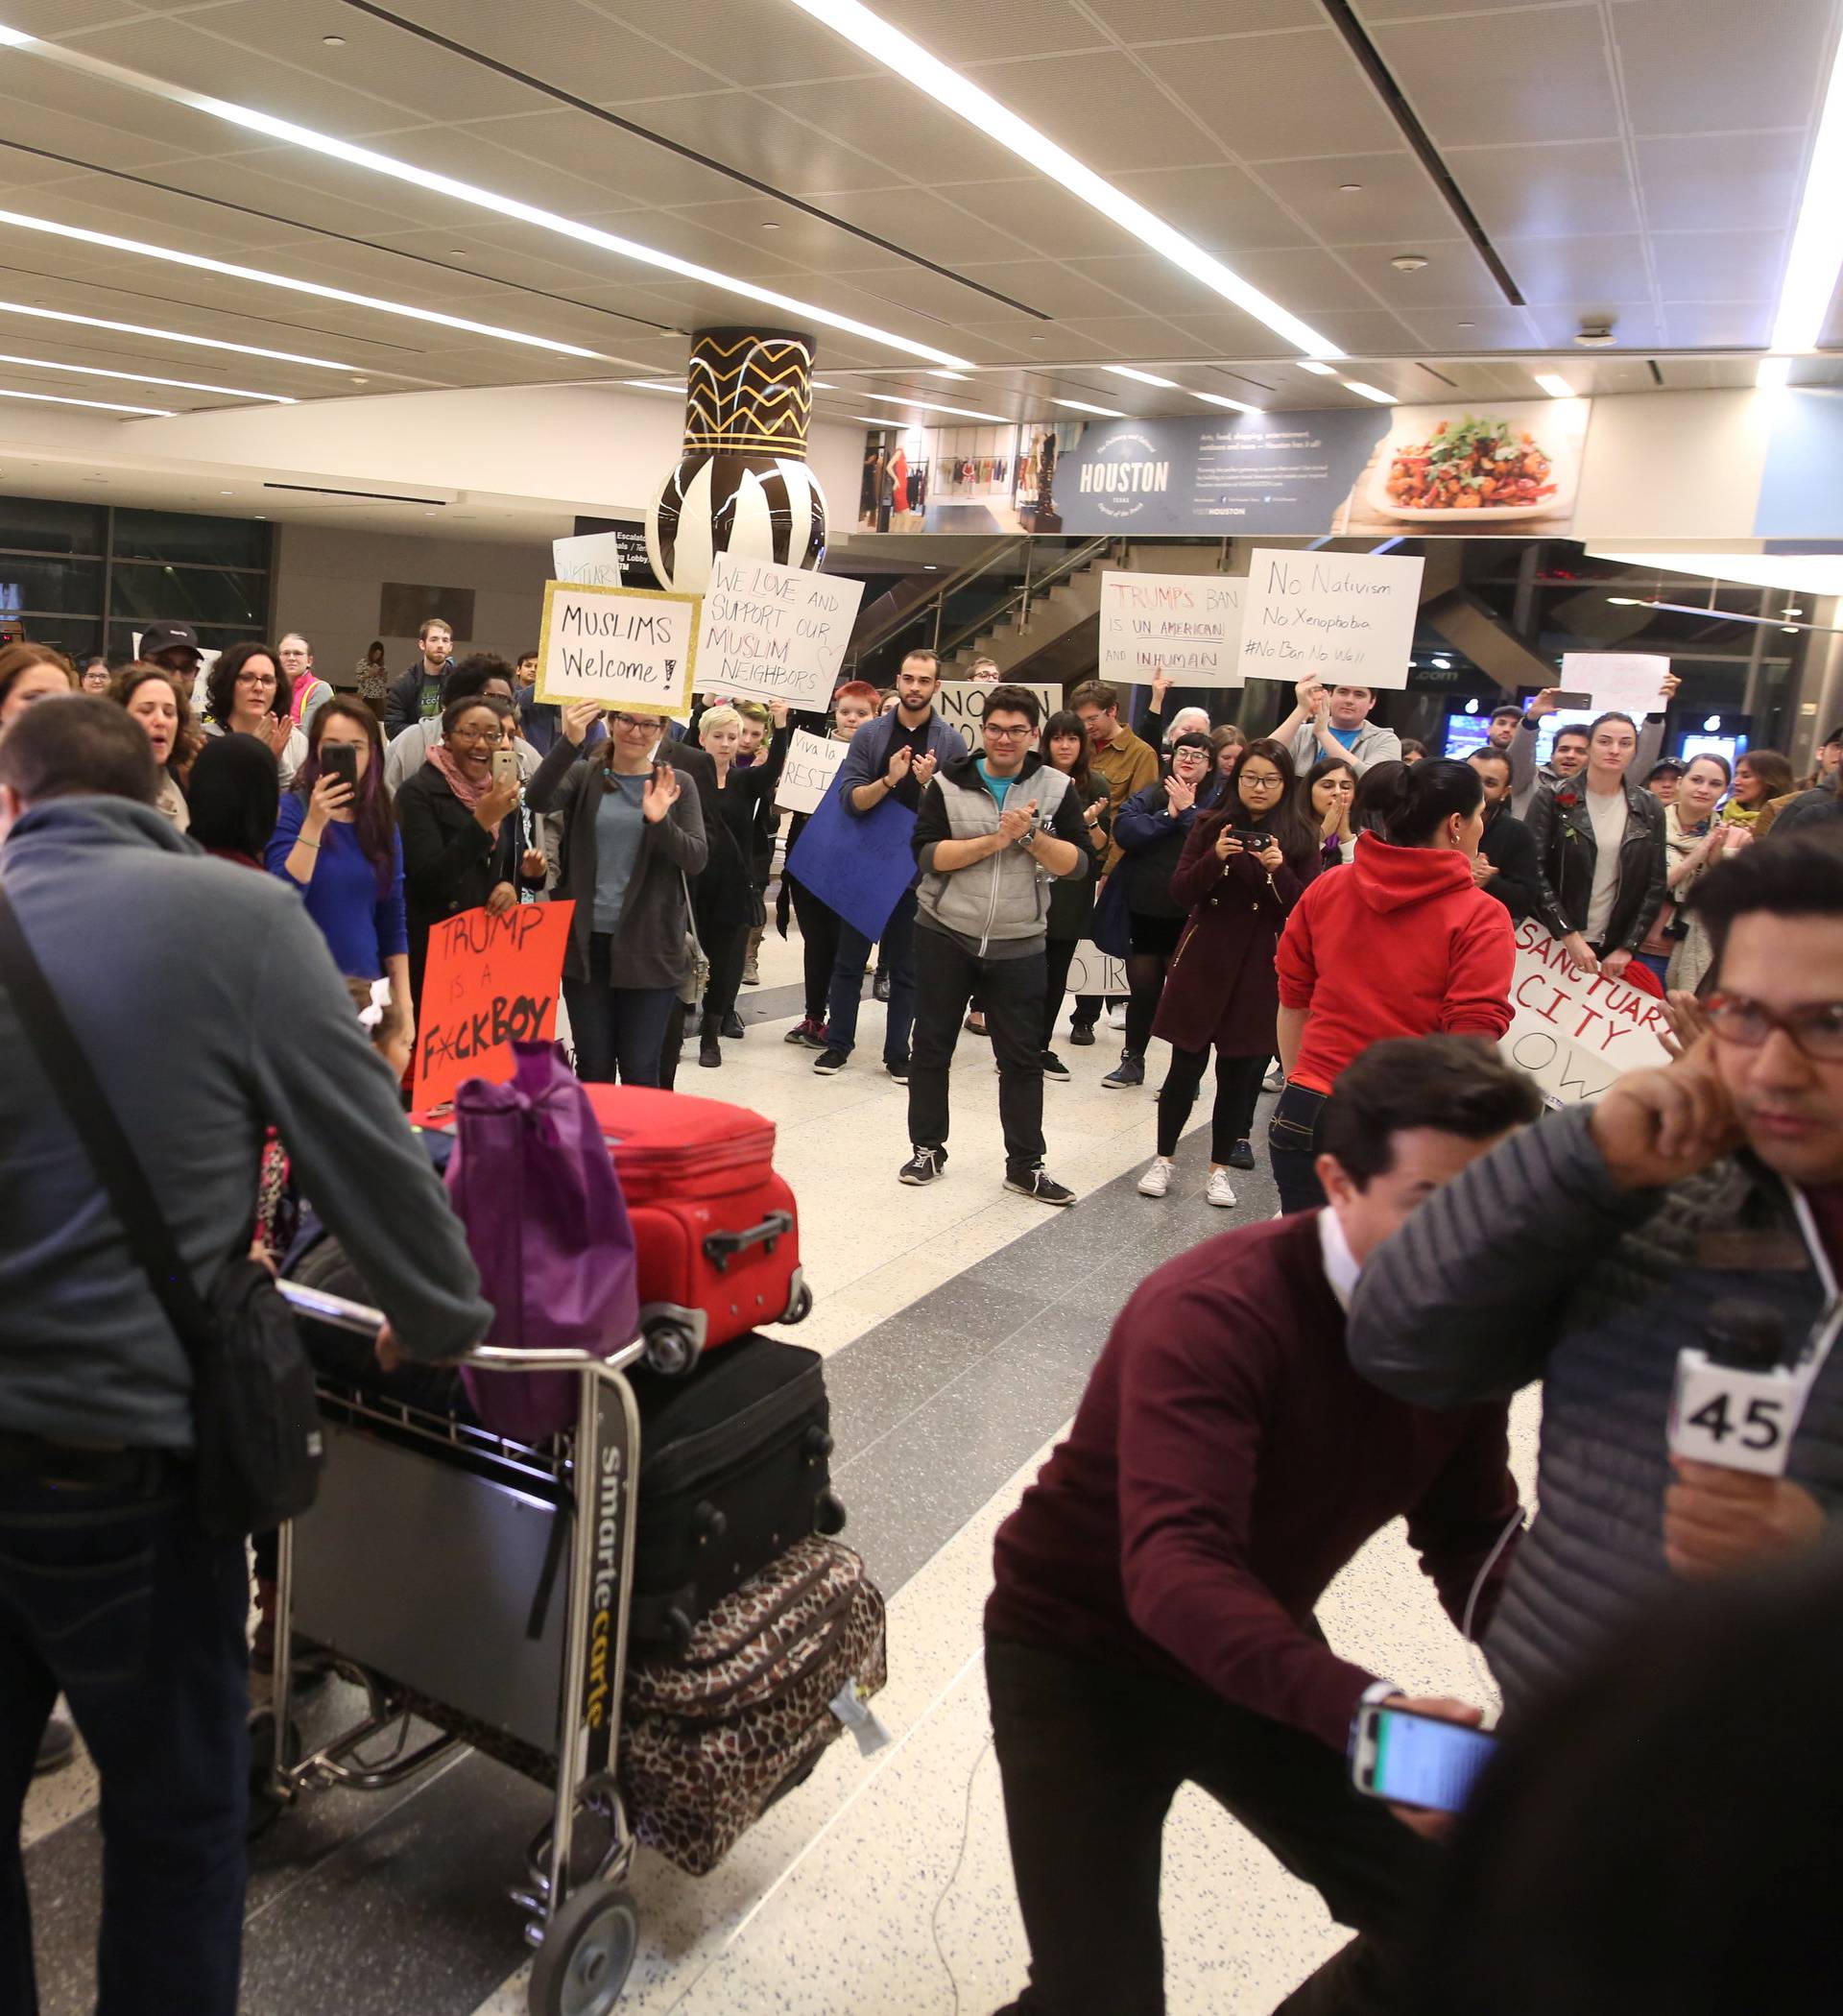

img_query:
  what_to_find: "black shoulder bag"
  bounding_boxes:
[0,886,323,1535]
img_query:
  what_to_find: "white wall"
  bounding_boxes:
[1572,389,1777,541]
[274,524,554,689]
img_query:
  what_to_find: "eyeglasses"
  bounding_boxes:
[985,723,1031,740]
[447,724,500,744]
[1240,772,1283,789]
[1705,993,1843,1063]
[609,713,657,730]
[235,671,275,688]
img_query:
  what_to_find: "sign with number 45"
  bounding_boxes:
[1668,1352,1802,1477]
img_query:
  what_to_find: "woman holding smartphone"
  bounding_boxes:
[269,700,411,1022]
[396,695,542,1013]
[1140,739,1318,1203]
[529,700,708,1086]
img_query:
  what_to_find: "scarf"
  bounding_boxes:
[428,742,503,837]
[1721,799,1765,828]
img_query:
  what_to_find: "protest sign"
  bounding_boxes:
[1559,653,1672,718]
[934,681,1060,740]
[413,900,574,1114]
[1237,547,1423,689]
[695,552,864,712]
[1098,571,1245,686]
[535,580,697,716]
[1065,942,1128,998]
[1501,919,1671,1108]
[785,787,917,941]
[776,730,850,816]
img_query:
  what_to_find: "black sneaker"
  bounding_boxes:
[1041,1050,1069,1082]
[885,1058,910,1084]
[1102,1054,1145,1090]
[813,1047,849,1075]
[873,970,892,1002]
[721,1012,745,1040]
[1227,1138,1256,1171]
[898,1144,945,1186]
[1067,1020,1096,1047]
[1005,1165,1074,1207]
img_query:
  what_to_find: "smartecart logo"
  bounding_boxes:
[1075,431,1170,519]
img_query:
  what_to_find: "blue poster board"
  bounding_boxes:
[786,782,919,941]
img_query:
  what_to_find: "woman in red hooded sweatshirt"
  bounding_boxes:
[1269,756,1514,1212]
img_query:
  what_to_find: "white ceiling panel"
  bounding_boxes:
[946,260,1137,320]
[440,107,754,209]
[1633,131,1809,235]
[1444,140,1640,240]
[957,51,1225,173]
[1180,242,1390,314]
[1254,151,1456,247]
[1137,29,1402,161]
[1497,234,1653,307]
[1108,162,1322,252]
[1336,239,1510,310]
[648,87,951,195]
[813,186,1039,266]
[1649,230,1787,304]
[852,0,1109,64]
[1370,7,1620,149]
[1085,0,1325,38]
[1059,250,1293,318]
[1398,305,1543,350]
[1523,301,1663,348]
[8,0,143,33]
[580,0,879,88]
[756,75,1037,185]
[1661,302,1779,348]
[929,177,1140,259]
[1613,0,1841,137]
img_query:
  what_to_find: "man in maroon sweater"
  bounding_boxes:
[986,1036,1542,2016]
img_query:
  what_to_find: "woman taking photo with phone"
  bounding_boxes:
[396,694,542,1013]
[269,700,410,1020]
[1140,739,1318,1204]
[529,701,709,1087]
[1039,708,1112,1082]
[201,640,308,786]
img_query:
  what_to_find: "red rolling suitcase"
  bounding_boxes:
[584,1084,810,1376]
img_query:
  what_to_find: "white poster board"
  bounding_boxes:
[1560,653,1672,718]
[1238,547,1424,689]
[534,580,698,716]
[775,729,850,816]
[934,681,1061,739]
[551,530,627,587]
[1098,571,1245,686]
[694,552,864,712]
[1501,920,1672,1108]
[1065,942,1128,998]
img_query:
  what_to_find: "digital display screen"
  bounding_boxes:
[1367,1711,1496,1812]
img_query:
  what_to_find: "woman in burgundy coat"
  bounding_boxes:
[1140,737,1320,1206]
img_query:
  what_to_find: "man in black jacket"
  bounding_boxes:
[383,616,455,735]
[1467,749,1542,924]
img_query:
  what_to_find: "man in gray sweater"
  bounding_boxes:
[0,698,490,2015]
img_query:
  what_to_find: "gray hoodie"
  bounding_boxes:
[0,796,491,1452]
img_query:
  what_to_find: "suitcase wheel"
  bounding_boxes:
[528,1881,637,2016]
[815,1489,848,1538]
[802,1426,834,1464]
[692,1499,729,1544]
[782,1280,814,1325]
[641,1317,700,1379]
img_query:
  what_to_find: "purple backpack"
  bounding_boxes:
[445,1042,639,1440]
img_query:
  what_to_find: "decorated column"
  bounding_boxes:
[644,327,828,595]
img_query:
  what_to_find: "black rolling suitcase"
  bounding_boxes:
[632,1333,847,1656]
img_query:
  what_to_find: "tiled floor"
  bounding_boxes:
[21,923,1539,2016]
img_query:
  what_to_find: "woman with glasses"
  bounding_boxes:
[528,701,708,1087]
[1099,730,1225,1091]
[202,640,307,787]
[1139,739,1319,1204]
[395,695,541,1015]
[78,655,113,696]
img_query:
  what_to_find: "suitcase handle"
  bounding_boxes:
[702,1210,794,1273]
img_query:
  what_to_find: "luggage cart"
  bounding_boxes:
[271,1282,646,2016]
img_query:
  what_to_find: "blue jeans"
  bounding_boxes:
[826,886,918,1066]
[1268,1081,1331,1215]
[0,1460,250,2015]
[563,934,679,1086]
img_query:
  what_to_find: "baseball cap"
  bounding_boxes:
[1645,759,1685,781]
[138,622,201,660]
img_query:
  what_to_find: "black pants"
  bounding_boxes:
[987,1635,1431,2016]
[1123,914,1183,1059]
[1157,1047,1267,1161]
[562,933,678,1086]
[909,926,1046,1174]
[788,874,842,1026]
[700,917,750,1029]
[1041,937,1079,1052]
[0,1462,249,2016]
[1270,1081,1331,1214]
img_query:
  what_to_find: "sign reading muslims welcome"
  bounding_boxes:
[535,580,698,715]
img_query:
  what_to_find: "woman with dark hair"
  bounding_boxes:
[1525,709,1667,979]
[396,694,541,1012]
[110,661,193,829]
[356,638,388,714]
[1100,729,1225,1091]
[1399,736,1427,765]
[269,700,410,1019]
[1655,752,1745,991]
[188,732,279,868]
[1306,753,1359,866]
[1141,738,1319,1203]
[1721,748,1795,834]
[0,641,75,732]
[688,699,789,1069]
[781,680,880,1050]
[1039,708,1112,1081]
[78,655,112,696]
[203,640,306,785]
[528,701,708,1088]
[1270,757,1514,1212]
[1351,756,1405,840]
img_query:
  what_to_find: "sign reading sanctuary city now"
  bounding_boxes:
[1099,571,1245,686]
[694,552,864,713]
[1237,547,1423,689]
[1501,920,1671,1109]
[933,681,1061,738]
[775,730,850,816]
[535,579,698,716]
[1558,653,1673,718]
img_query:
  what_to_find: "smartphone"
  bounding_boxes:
[1349,1704,1496,1813]
[491,749,521,793]
[322,743,358,792]
[1230,828,1271,849]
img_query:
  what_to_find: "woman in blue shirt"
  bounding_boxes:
[268,699,411,1031]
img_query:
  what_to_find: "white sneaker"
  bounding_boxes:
[1107,1003,1128,1030]
[1262,1061,1284,1093]
[1206,1167,1238,1210]
[1137,1157,1175,1199]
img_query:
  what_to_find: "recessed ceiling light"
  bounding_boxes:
[0,30,969,369]
[1532,372,1577,398]
[760,222,780,230]
[1051,398,1125,417]
[1456,321,1475,329]
[322,35,345,46]
[927,370,969,380]
[1339,182,1363,193]
[781,0,1341,359]
[219,489,233,494]
[1763,27,1843,371]
[1192,391,1257,413]
[0,384,171,415]
[1298,360,1338,376]
[1343,380,1398,403]
[1390,253,1428,274]
[0,205,603,358]
[1104,365,1179,389]
[0,349,293,402]
[863,391,1012,421]
[0,298,355,371]
[1029,336,1046,344]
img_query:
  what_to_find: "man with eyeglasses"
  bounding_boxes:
[901,684,1089,1204]
[1350,831,1843,1713]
